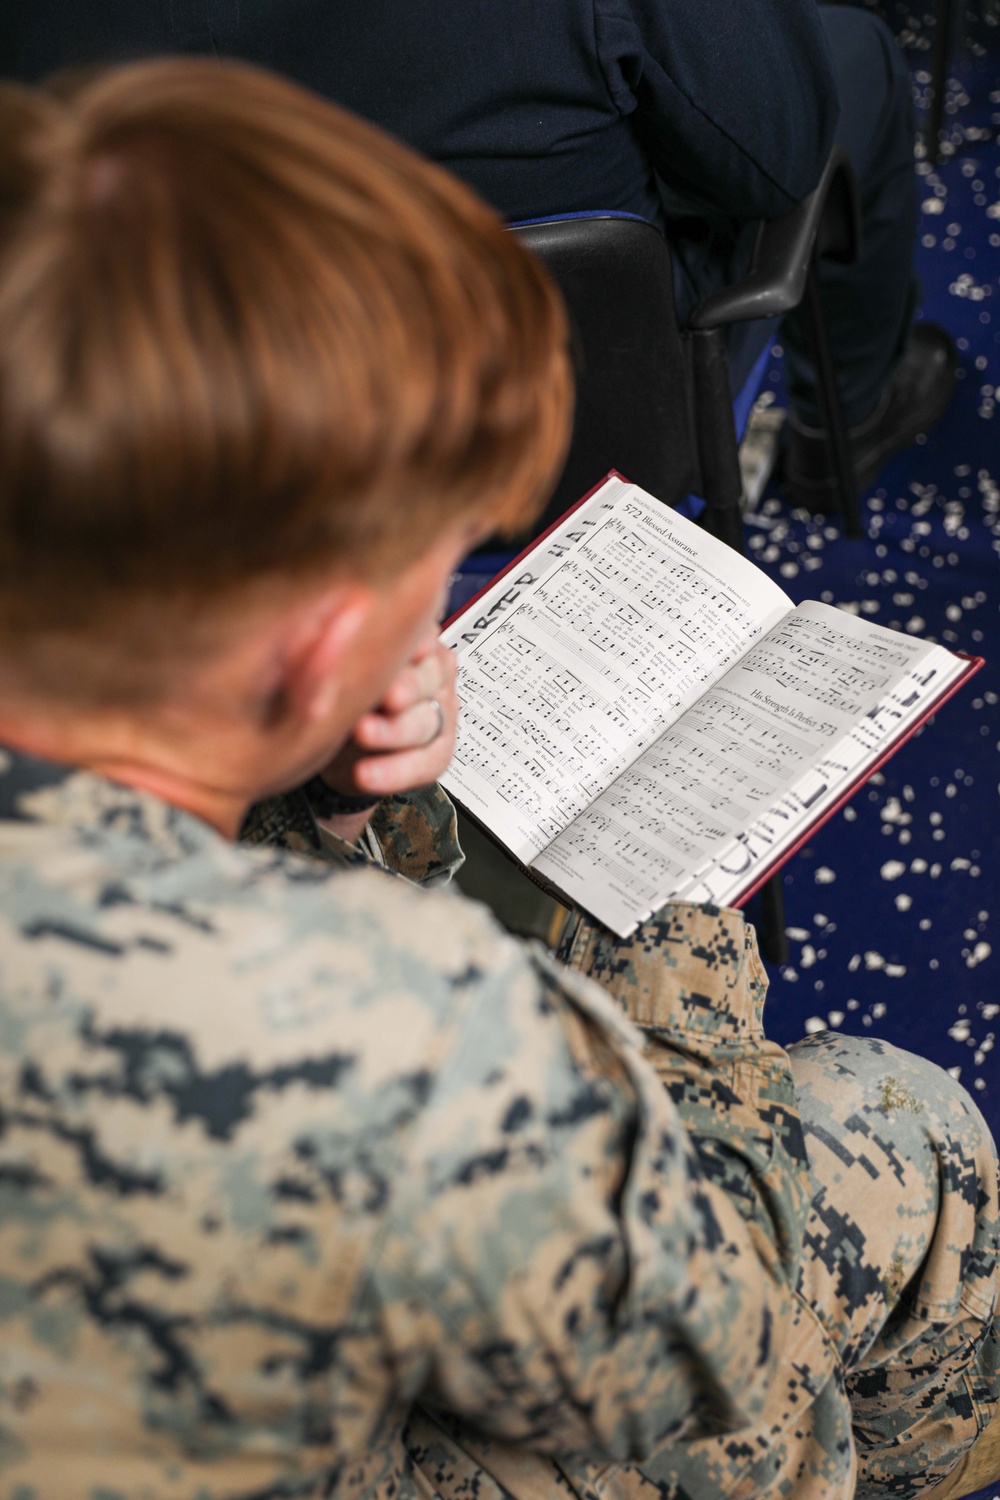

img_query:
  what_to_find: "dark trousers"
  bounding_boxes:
[671,5,920,428]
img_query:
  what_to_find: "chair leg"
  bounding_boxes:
[687,326,745,555]
[758,873,789,967]
[929,0,960,164]
[799,260,862,538]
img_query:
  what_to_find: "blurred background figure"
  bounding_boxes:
[3,0,956,506]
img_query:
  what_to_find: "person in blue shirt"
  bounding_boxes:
[2,0,955,503]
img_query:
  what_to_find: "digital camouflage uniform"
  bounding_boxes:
[0,744,996,1500]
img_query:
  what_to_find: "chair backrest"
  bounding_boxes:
[512,214,698,534]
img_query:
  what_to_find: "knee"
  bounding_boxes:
[790,1031,999,1207]
[860,9,911,89]
[792,1033,1000,1382]
[819,2,914,172]
[790,1030,986,1122]
[820,4,910,91]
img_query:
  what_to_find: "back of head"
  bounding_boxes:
[0,59,570,702]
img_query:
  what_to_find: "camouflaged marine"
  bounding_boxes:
[1,764,997,1500]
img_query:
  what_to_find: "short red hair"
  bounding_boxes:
[0,59,570,693]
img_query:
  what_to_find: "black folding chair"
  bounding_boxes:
[515,147,862,550]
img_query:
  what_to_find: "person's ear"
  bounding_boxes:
[278,583,377,726]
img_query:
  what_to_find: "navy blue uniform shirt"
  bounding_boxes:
[6,0,839,228]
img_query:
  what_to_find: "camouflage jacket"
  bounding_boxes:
[0,748,836,1500]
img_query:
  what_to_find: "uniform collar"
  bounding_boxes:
[0,741,217,860]
[0,743,76,821]
[0,742,375,872]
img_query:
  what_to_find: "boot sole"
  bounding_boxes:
[784,366,957,512]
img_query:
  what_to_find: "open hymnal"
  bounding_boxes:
[440,473,981,938]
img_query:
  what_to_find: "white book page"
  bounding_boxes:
[682,640,966,907]
[534,601,962,935]
[440,477,792,863]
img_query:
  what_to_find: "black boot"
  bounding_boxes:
[785,322,958,511]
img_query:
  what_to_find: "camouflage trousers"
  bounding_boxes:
[406,909,1000,1500]
[786,1031,999,1498]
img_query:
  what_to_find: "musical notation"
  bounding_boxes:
[737,612,915,714]
[441,481,789,860]
[535,603,956,932]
